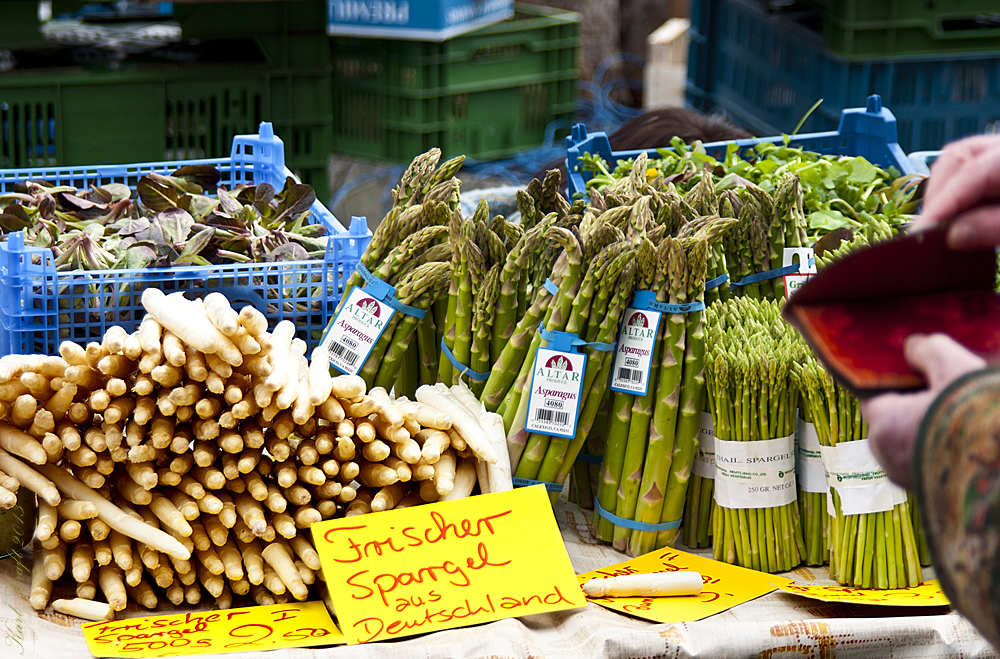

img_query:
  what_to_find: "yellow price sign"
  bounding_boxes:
[773,579,951,606]
[311,485,587,644]
[577,547,792,624]
[81,602,344,657]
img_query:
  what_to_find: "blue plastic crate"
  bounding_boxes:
[327,0,513,41]
[0,123,372,357]
[686,0,1000,154]
[565,95,914,198]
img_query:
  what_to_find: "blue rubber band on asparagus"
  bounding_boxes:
[439,338,491,382]
[632,290,706,314]
[355,263,427,319]
[705,272,729,290]
[512,477,563,493]
[593,497,682,531]
[730,256,816,288]
[539,328,617,353]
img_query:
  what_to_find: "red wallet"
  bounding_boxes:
[782,228,1000,396]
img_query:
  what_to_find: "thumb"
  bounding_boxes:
[903,333,986,389]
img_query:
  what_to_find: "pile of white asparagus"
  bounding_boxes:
[0,289,511,621]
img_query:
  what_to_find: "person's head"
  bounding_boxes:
[536,106,752,184]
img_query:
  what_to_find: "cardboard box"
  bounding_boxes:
[327,0,514,40]
[644,17,689,109]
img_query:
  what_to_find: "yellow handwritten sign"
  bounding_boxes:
[311,485,586,644]
[576,547,792,624]
[774,579,951,606]
[81,602,343,657]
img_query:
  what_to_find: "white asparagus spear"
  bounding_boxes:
[416,385,496,464]
[0,421,47,464]
[480,411,512,493]
[140,290,242,366]
[440,456,478,501]
[308,346,334,405]
[52,598,115,621]
[0,448,60,505]
[37,463,190,560]
[581,571,704,598]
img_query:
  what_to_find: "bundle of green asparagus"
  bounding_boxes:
[682,409,716,549]
[723,175,810,302]
[791,221,924,584]
[509,230,639,500]
[476,171,586,415]
[436,190,547,395]
[705,297,805,573]
[794,357,923,588]
[795,403,829,566]
[321,150,462,391]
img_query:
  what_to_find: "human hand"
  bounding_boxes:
[909,134,1000,250]
[861,333,986,489]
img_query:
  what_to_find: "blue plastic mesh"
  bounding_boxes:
[0,123,372,357]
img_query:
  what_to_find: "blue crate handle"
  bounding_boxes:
[564,94,916,198]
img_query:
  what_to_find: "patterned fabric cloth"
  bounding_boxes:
[0,498,994,658]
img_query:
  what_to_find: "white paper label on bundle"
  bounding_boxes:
[693,412,716,479]
[609,307,661,395]
[826,464,836,515]
[320,287,395,375]
[796,417,827,494]
[713,435,797,508]
[525,348,587,439]
[782,247,816,299]
[820,439,907,515]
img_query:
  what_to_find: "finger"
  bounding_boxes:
[920,145,1000,226]
[903,333,986,390]
[860,390,934,490]
[945,204,1000,250]
[922,135,1000,208]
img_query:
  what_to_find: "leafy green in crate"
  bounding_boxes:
[0,168,327,270]
[580,138,925,238]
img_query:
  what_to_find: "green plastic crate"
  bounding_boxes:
[0,62,332,200]
[170,0,330,68]
[331,3,580,162]
[798,0,1000,60]
[0,1,49,50]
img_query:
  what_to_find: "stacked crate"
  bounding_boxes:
[686,0,1000,153]
[0,1,334,200]
[330,3,581,163]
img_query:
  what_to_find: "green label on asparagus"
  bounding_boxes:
[319,287,395,375]
[693,412,716,479]
[714,435,796,509]
[609,307,661,396]
[819,440,907,515]
[525,348,587,439]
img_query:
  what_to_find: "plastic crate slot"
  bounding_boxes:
[522,83,548,132]
[951,63,988,103]
[939,15,1000,33]
[451,94,468,120]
